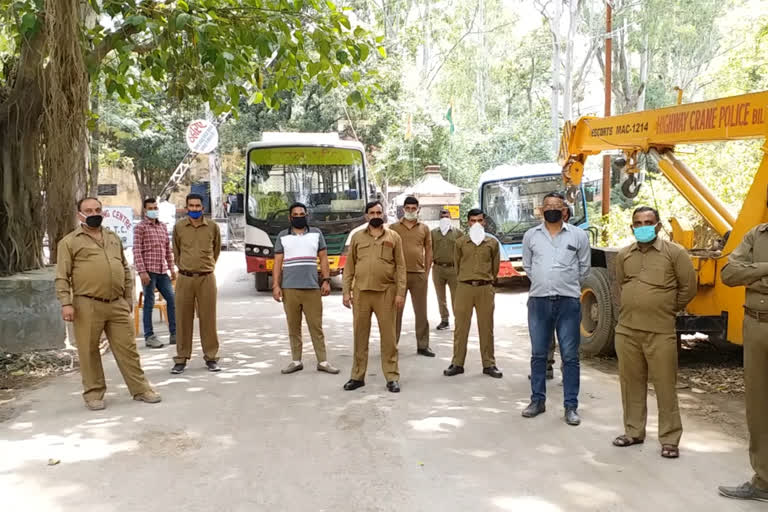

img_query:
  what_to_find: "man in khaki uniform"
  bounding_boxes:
[443,209,503,379]
[718,224,768,501]
[612,206,696,459]
[56,197,161,410]
[272,202,339,375]
[432,209,460,330]
[170,193,222,374]
[342,201,407,393]
[390,196,434,356]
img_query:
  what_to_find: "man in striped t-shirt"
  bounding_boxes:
[272,202,340,375]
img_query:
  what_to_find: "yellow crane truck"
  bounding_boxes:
[558,90,768,356]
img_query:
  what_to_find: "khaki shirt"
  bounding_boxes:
[390,221,431,272]
[454,235,500,282]
[55,226,132,306]
[173,217,221,272]
[615,237,697,334]
[431,228,461,265]
[342,227,407,296]
[722,224,768,311]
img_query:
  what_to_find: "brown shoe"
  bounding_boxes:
[85,399,105,411]
[317,362,340,374]
[133,390,162,404]
[281,361,304,374]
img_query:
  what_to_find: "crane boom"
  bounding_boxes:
[560,90,768,164]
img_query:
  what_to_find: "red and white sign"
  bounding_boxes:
[103,206,135,248]
[185,119,219,154]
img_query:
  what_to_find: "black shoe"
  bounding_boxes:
[483,366,503,378]
[436,321,449,330]
[343,379,365,391]
[170,363,186,375]
[417,347,436,357]
[522,400,546,418]
[386,381,400,393]
[206,361,222,372]
[565,408,581,426]
[443,364,464,376]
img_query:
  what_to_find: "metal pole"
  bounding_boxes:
[602,1,612,216]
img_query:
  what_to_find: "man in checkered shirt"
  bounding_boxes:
[133,198,177,348]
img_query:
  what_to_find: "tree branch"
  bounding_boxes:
[424,2,481,90]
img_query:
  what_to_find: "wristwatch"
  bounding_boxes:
[321,277,331,283]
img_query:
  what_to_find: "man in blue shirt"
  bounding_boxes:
[522,192,590,425]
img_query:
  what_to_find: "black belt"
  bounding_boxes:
[745,307,768,322]
[178,270,212,277]
[435,262,454,267]
[461,280,492,287]
[80,295,120,303]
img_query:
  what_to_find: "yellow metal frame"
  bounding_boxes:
[559,90,768,344]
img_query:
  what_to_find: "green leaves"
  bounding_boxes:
[19,12,39,36]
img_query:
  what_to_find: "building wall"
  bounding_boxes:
[97,157,211,218]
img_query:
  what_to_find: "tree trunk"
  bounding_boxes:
[562,0,581,123]
[0,23,46,275]
[475,0,487,127]
[88,90,100,196]
[0,112,46,275]
[133,166,152,201]
[637,35,650,110]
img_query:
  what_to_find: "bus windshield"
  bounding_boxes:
[246,146,367,227]
[482,175,586,242]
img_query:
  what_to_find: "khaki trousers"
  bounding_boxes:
[452,283,495,368]
[615,328,682,446]
[395,272,430,349]
[432,264,457,322]
[350,287,399,382]
[72,296,151,401]
[282,288,327,362]
[743,315,768,489]
[174,273,220,364]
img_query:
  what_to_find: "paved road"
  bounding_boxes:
[0,251,761,511]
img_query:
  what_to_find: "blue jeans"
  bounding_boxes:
[142,272,176,338]
[528,296,581,409]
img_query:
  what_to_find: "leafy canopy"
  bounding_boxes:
[2,0,385,113]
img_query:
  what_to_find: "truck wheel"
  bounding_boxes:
[255,273,270,292]
[580,268,616,357]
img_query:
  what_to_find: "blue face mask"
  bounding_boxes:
[188,210,203,220]
[146,210,159,220]
[633,224,658,243]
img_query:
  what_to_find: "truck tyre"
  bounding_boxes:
[255,273,270,292]
[580,267,616,357]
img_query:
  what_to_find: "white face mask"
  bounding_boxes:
[469,223,485,246]
[439,217,451,235]
[403,211,418,221]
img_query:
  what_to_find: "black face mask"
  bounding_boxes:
[368,217,384,228]
[291,216,308,229]
[543,209,563,223]
[84,215,103,228]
